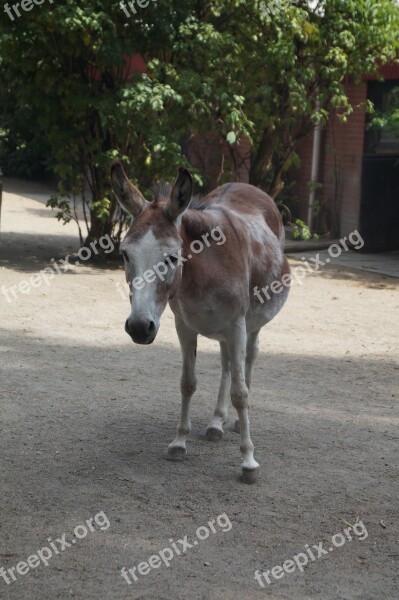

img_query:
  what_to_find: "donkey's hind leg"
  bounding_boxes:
[234,329,260,434]
[206,341,230,441]
[167,317,197,461]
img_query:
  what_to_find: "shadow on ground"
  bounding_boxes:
[0,232,123,273]
[0,328,397,600]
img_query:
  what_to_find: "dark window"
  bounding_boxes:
[365,81,399,155]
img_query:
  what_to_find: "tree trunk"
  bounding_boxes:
[84,164,121,259]
[249,126,274,189]
[249,122,310,199]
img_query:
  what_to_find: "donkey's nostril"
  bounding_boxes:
[148,321,156,334]
[125,318,130,334]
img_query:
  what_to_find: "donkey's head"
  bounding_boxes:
[111,162,192,344]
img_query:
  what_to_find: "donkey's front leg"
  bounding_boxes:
[234,329,260,433]
[225,318,259,484]
[206,341,230,441]
[167,317,197,461]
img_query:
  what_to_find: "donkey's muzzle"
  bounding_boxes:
[125,318,157,345]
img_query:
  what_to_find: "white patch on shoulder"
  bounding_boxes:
[227,209,283,280]
[228,209,266,245]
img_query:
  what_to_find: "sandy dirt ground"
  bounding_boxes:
[0,181,398,600]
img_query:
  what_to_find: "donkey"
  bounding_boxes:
[110,162,290,483]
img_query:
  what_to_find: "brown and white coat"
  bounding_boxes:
[111,163,290,483]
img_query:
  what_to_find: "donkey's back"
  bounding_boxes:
[201,181,285,245]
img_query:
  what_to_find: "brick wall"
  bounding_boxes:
[186,132,251,192]
[294,131,314,219]
[189,86,368,236]
[295,81,368,236]
[322,82,368,236]
[189,83,368,238]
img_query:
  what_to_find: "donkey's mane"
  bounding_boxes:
[188,196,212,211]
[152,182,173,202]
[152,181,204,210]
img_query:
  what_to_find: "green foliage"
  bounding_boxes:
[0,1,199,248]
[0,103,50,180]
[370,111,399,133]
[369,95,399,141]
[0,0,398,249]
[292,219,319,241]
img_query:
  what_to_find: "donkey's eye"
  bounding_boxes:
[166,254,178,265]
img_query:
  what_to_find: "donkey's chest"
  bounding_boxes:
[169,295,239,339]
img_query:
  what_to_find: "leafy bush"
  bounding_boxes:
[292,219,319,241]
[0,0,398,252]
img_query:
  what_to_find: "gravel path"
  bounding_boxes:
[0,181,398,599]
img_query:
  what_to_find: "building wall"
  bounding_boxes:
[188,84,369,236]
[294,131,314,220]
[322,82,368,237]
[186,133,250,192]
[295,81,368,236]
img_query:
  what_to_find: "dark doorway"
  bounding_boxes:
[361,80,399,251]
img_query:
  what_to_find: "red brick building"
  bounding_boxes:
[119,54,399,250]
[295,64,399,251]
[187,66,399,251]
[185,132,251,192]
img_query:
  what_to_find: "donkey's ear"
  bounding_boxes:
[165,167,193,220]
[110,162,146,217]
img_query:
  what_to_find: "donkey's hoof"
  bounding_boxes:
[240,467,259,485]
[233,419,240,433]
[167,445,187,461]
[206,426,224,441]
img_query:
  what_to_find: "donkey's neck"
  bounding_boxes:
[179,208,220,245]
